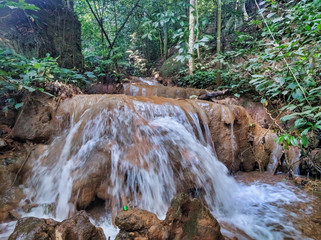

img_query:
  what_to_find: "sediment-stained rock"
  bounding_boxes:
[115,193,224,240]
[9,211,106,240]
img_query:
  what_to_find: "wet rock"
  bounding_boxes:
[115,209,164,240]
[55,211,106,240]
[0,152,26,221]
[123,83,207,99]
[115,193,224,240]
[204,102,278,172]
[86,83,124,94]
[9,217,58,240]
[165,193,224,240]
[9,211,106,240]
[12,92,58,143]
[0,187,24,221]
[213,97,272,128]
[115,208,159,231]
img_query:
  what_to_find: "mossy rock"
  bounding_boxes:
[159,54,186,78]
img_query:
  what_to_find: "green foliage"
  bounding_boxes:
[75,0,138,72]
[0,0,40,10]
[0,47,96,111]
[213,0,321,149]
[251,0,321,148]
[178,70,217,89]
[176,0,320,150]
[0,48,93,86]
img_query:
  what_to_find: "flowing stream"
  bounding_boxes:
[0,94,319,240]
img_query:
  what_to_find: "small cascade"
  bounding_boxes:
[123,83,207,99]
[267,140,283,173]
[138,77,159,86]
[3,95,315,240]
[230,123,237,167]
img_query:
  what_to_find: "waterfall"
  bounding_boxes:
[7,95,312,240]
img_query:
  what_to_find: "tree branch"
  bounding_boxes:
[85,0,113,49]
[107,0,141,57]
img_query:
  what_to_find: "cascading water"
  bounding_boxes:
[0,95,315,240]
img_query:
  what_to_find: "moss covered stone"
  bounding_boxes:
[159,55,186,78]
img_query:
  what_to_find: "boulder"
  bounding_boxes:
[0,187,24,222]
[12,92,58,143]
[9,211,106,240]
[205,102,278,172]
[165,193,224,240]
[115,193,224,240]
[214,97,272,128]
[115,209,164,240]
[55,211,106,240]
[159,54,186,78]
[0,0,83,68]
[9,217,58,240]
[0,151,27,221]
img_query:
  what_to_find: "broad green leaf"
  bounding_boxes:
[23,85,36,92]
[280,113,299,122]
[34,63,41,69]
[300,135,308,147]
[290,136,299,146]
[314,112,321,119]
[14,102,24,109]
[301,127,311,135]
[272,17,283,23]
[251,74,265,78]
[277,135,285,144]
[275,77,285,85]
[2,106,8,112]
[267,13,276,18]
[292,88,303,100]
[294,118,307,128]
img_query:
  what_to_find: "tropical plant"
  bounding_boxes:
[0,48,96,111]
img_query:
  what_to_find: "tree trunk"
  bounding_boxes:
[188,0,195,75]
[159,32,163,58]
[242,0,249,21]
[195,0,200,59]
[216,0,222,87]
[163,23,168,60]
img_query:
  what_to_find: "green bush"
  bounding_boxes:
[0,47,96,111]
[177,70,217,89]
[217,0,321,148]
